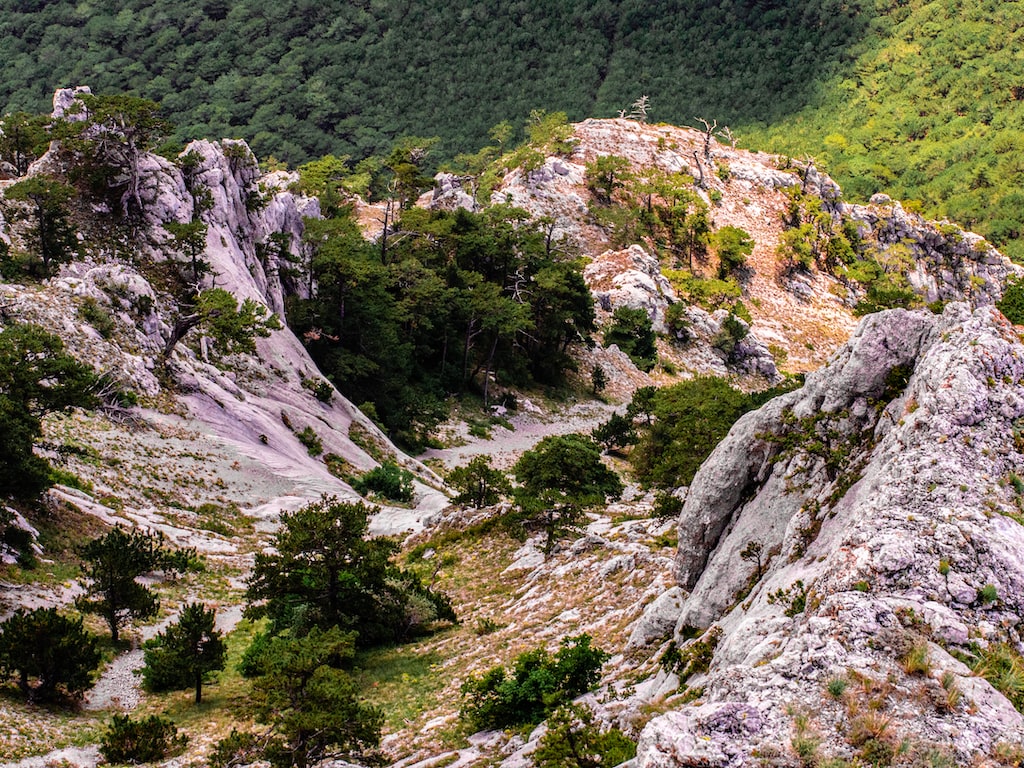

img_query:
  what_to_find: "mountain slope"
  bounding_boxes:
[633,304,1024,764]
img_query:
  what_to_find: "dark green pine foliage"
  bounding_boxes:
[142,602,227,704]
[510,434,623,555]
[77,526,177,644]
[290,204,593,448]
[0,1,871,165]
[243,496,455,647]
[0,323,98,503]
[0,607,101,702]
[249,627,383,768]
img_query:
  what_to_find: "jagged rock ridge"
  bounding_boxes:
[633,304,1024,764]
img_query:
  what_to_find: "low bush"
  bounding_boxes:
[99,714,187,764]
[352,461,415,502]
[460,634,608,730]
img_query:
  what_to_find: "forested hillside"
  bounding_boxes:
[3,1,1024,257]
[0,0,867,162]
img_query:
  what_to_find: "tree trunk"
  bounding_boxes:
[195,671,203,704]
[162,313,202,358]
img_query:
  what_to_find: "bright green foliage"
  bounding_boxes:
[0,324,98,502]
[0,112,50,176]
[142,602,226,704]
[713,225,754,278]
[447,455,512,508]
[0,607,101,702]
[163,287,280,360]
[460,634,608,731]
[249,627,382,768]
[745,1,1024,262]
[628,377,786,488]
[585,155,631,204]
[997,282,1024,325]
[352,461,415,502]
[77,526,180,643]
[533,703,636,768]
[510,434,623,554]
[3,175,77,277]
[603,306,657,372]
[244,496,455,647]
[99,714,188,764]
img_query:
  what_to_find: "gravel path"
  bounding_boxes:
[83,602,246,712]
[419,400,618,470]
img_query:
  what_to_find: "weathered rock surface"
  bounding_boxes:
[0,89,448,544]
[635,304,1024,764]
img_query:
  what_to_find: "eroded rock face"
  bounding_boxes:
[638,304,1024,763]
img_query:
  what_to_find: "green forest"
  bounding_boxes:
[2,1,1024,256]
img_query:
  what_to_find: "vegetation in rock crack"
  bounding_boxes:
[243,496,455,649]
[603,306,657,372]
[142,602,227,704]
[460,633,608,730]
[0,607,101,703]
[508,433,623,555]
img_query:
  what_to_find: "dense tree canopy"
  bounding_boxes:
[0,1,871,166]
[289,204,594,448]
[244,496,455,647]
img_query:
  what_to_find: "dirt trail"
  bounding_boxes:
[418,400,619,470]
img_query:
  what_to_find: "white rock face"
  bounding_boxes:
[0,92,446,538]
[635,304,1024,763]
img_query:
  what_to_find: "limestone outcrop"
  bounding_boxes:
[0,88,447,542]
[634,304,1024,764]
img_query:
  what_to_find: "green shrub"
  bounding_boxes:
[998,281,1024,325]
[603,306,657,372]
[79,297,116,338]
[768,580,808,617]
[460,634,608,730]
[628,376,789,488]
[99,714,188,764]
[660,626,722,680]
[352,461,415,502]
[0,607,101,702]
[295,426,322,456]
[533,703,636,768]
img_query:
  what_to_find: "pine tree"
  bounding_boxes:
[0,607,101,702]
[510,434,623,555]
[77,526,175,643]
[142,603,226,704]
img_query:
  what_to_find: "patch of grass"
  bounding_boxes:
[351,647,449,732]
[901,640,931,676]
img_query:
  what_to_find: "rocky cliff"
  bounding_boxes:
[0,88,447,570]
[631,304,1024,764]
